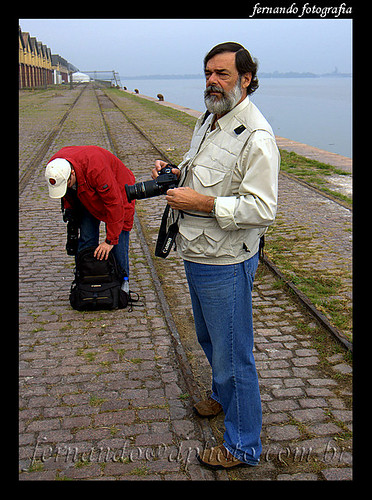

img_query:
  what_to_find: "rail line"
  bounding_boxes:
[279,170,351,211]
[19,82,225,479]
[18,83,351,355]
[96,86,235,479]
[93,87,224,472]
[19,84,88,195]
[95,87,352,352]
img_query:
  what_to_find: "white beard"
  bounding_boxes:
[204,77,243,115]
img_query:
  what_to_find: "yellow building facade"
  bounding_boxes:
[19,26,77,88]
[19,27,54,88]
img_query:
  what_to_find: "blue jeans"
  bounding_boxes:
[183,253,261,465]
[77,205,130,281]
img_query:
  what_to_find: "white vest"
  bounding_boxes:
[176,97,278,265]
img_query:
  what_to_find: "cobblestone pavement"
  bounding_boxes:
[107,89,352,343]
[19,87,221,481]
[266,177,352,341]
[19,86,352,481]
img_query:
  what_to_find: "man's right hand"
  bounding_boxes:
[152,160,180,180]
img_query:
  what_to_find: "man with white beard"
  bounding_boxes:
[204,66,246,117]
[152,42,280,469]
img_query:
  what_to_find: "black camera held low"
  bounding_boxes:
[125,164,179,203]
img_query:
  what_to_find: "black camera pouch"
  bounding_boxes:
[155,205,179,258]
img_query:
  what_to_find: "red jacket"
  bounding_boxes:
[49,146,135,245]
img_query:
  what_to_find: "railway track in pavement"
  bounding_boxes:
[98,87,353,351]
[19,83,226,480]
[19,84,352,480]
[19,84,88,195]
[93,87,353,480]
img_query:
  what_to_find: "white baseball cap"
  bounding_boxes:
[45,158,71,198]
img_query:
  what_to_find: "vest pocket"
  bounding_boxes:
[192,165,231,197]
[178,223,235,258]
[178,225,205,256]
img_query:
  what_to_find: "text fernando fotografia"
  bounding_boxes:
[249,3,352,18]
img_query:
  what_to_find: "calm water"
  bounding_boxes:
[120,77,352,158]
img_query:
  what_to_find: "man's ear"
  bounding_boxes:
[241,72,252,90]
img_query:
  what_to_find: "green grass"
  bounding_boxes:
[106,88,198,129]
[280,150,352,206]
[265,229,352,338]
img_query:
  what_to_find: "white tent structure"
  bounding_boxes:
[72,72,91,83]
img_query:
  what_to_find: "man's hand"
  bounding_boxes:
[166,187,215,213]
[94,242,114,260]
[152,160,180,180]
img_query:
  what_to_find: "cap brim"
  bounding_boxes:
[48,181,68,199]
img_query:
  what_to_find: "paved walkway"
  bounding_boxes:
[112,90,352,343]
[19,88,222,480]
[19,86,352,481]
[105,89,352,481]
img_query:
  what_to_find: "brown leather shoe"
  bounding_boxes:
[197,444,250,470]
[193,397,223,417]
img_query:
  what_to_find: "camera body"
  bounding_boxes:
[125,164,179,202]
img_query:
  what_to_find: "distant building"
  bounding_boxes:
[51,54,78,84]
[19,25,78,89]
[19,27,53,88]
[72,72,91,83]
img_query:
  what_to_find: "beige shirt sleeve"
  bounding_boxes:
[215,131,280,231]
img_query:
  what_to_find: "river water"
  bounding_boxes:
[120,76,352,159]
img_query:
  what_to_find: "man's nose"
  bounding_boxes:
[206,72,218,86]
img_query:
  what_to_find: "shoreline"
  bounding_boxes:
[122,90,352,173]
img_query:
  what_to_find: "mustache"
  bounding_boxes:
[204,85,226,98]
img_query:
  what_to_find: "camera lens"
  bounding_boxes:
[124,165,178,203]
[125,182,145,202]
[125,179,161,202]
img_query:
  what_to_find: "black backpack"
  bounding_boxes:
[69,246,128,311]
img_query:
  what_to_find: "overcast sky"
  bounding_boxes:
[19,18,352,77]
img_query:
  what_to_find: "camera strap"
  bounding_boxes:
[155,162,192,259]
[155,156,205,259]
[155,205,180,258]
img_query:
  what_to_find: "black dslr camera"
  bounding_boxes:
[125,164,179,203]
[62,208,80,256]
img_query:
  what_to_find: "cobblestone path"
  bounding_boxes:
[19,86,352,481]
[19,87,221,481]
[107,89,352,343]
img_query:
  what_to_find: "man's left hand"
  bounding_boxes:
[166,187,214,213]
[94,242,114,260]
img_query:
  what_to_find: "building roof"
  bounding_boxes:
[19,25,77,71]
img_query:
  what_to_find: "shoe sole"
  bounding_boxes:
[192,407,218,418]
[196,454,251,470]
[192,406,223,418]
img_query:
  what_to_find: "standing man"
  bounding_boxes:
[45,145,135,287]
[152,42,280,469]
